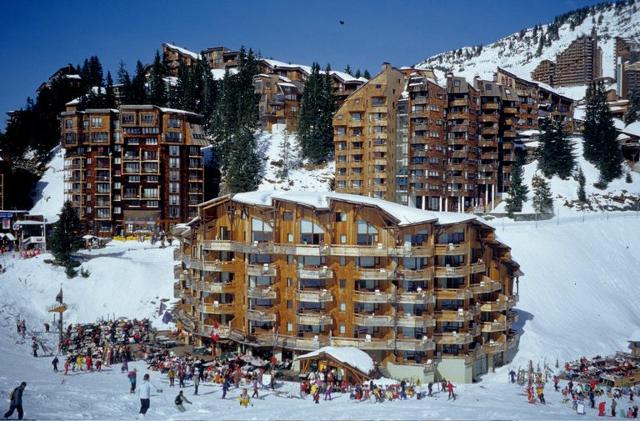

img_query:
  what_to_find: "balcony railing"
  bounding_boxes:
[356,267,395,280]
[435,309,477,323]
[398,267,433,280]
[434,331,475,345]
[396,291,435,305]
[353,290,394,304]
[353,313,394,327]
[297,312,333,326]
[297,266,333,279]
[202,303,235,315]
[435,243,468,256]
[247,287,277,300]
[395,338,436,352]
[247,309,277,323]
[469,277,502,294]
[396,314,435,328]
[247,263,277,277]
[435,288,473,300]
[296,289,333,303]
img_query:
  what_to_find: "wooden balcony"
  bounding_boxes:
[297,312,333,326]
[450,99,468,107]
[434,331,475,345]
[353,313,394,327]
[330,336,395,351]
[296,289,333,303]
[353,290,394,304]
[435,288,473,300]
[202,303,235,315]
[469,277,502,294]
[482,335,507,354]
[395,338,436,352]
[435,243,469,256]
[396,314,436,328]
[482,103,499,110]
[435,265,467,278]
[480,295,509,312]
[434,309,476,323]
[398,267,434,280]
[356,267,395,280]
[248,263,277,277]
[471,261,486,274]
[503,107,518,114]
[397,291,435,305]
[247,287,277,300]
[503,130,517,138]
[481,317,507,333]
[196,281,235,294]
[297,266,333,279]
[247,309,277,323]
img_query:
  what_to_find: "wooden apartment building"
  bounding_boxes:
[172,191,522,383]
[60,104,208,236]
[531,59,556,86]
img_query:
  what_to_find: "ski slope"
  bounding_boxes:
[29,146,65,222]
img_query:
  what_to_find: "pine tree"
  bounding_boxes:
[148,50,168,106]
[49,201,83,266]
[277,129,299,180]
[298,63,335,163]
[505,155,529,217]
[532,175,553,214]
[354,69,361,78]
[583,81,623,183]
[117,61,132,104]
[575,167,587,202]
[537,118,574,179]
[130,60,147,104]
[344,65,353,75]
[536,118,556,177]
[625,86,640,124]
[105,71,116,108]
[363,70,371,79]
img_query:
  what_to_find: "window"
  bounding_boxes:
[166,132,182,142]
[168,118,181,128]
[113,207,121,214]
[300,219,324,244]
[357,220,378,246]
[251,218,273,243]
[91,117,102,128]
[147,201,159,208]
[339,256,346,265]
[65,119,72,129]
[145,138,157,145]
[169,145,180,156]
[169,206,180,218]
[169,158,180,168]
[340,234,347,244]
[339,324,346,334]
[287,300,292,310]
[287,322,293,332]
[143,188,158,198]
[287,278,292,287]
[169,194,180,205]
[340,279,346,289]
[335,212,347,222]
[283,211,293,221]
[140,113,155,124]
[122,113,135,124]
[128,176,140,183]
[169,169,180,181]
[287,233,293,243]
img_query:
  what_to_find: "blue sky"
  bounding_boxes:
[0,0,604,128]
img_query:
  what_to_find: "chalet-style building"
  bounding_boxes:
[334,64,574,212]
[60,104,208,236]
[172,191,522,383]
[162,43,202,77]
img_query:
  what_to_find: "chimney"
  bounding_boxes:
[381,62,391,72]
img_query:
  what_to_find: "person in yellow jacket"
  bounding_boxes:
[76,355,84,371]
[239,388,251,407]
[310,383,320,404]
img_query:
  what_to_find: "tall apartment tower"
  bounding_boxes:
[61,104,208,236]
[555,31,602,87]
[530,59,556,86]
[333,63,403,201]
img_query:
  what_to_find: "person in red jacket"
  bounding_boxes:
[598,401,606,416]
[447,381,456,400]
[86,355,93,372]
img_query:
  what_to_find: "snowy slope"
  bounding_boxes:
[257,125,334,192]
[0,241,175,328]
[416,1,640,93]
[29,146,65,221]
[494,135,640,214]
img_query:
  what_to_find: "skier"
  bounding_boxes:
[552,375,559,392]
[509,369,516,384]
[589,389,595,409]
[86,354,93,371]
[427,381,433,397]
[128,368,138,393]
[310,382,320,404]
[447,381,456,401]
[193,373,200,395]
[222,377,231,399]
[598,401,606,416]
[3,382,26,420]
[168,368,176,387]
[44,323,49,333]
[611,398,617,417]
[52,356,59,372]
[138,373,152,416]
[31,339,38,357]
[251,377,259,399]
[175,391,192,412]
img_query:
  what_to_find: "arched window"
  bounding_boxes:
[300,219,324,244]
[357,220,378,246]
[251,218,273,243]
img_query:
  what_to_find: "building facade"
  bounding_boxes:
[162,43,203,77]
[531,59,556,86]
[334,65,573,212]
[60,104,208,236]
[554,32,602,87]
[172,191,522,383]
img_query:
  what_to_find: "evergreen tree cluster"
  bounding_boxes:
[210,48,261,193]
[536,117,575,179]
[575,167,587,202]
[583,82,624,184]
[505,154,529,217]
[298,63,335,164]
[625,86,640,124]
[50,201,84,268]
[532,175,553,214]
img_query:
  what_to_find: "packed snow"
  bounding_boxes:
[494,135,640,214]
[257,125,334,192]
[29,146,65,222]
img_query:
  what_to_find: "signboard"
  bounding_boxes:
[2,218,10,230]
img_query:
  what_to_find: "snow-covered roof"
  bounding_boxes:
[623,122,640,138]
[164,43,201,60]
[65,74,81,80]
[158,107,202,117]
[231,190,477,226]
[163,76,179,87]
[518,129,540,137]
[210,68,238,81]
[260,59,367,83]
[296,346,374,374]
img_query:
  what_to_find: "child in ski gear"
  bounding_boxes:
[128,368,137,393]
[52,356,59,372]
[447,381,456,400]
[175,391,192,412]
[239,388,250,407]
[509,369,516,383]
[168,368,176,387]
[310,383,320,404]
[4,382,26,420]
